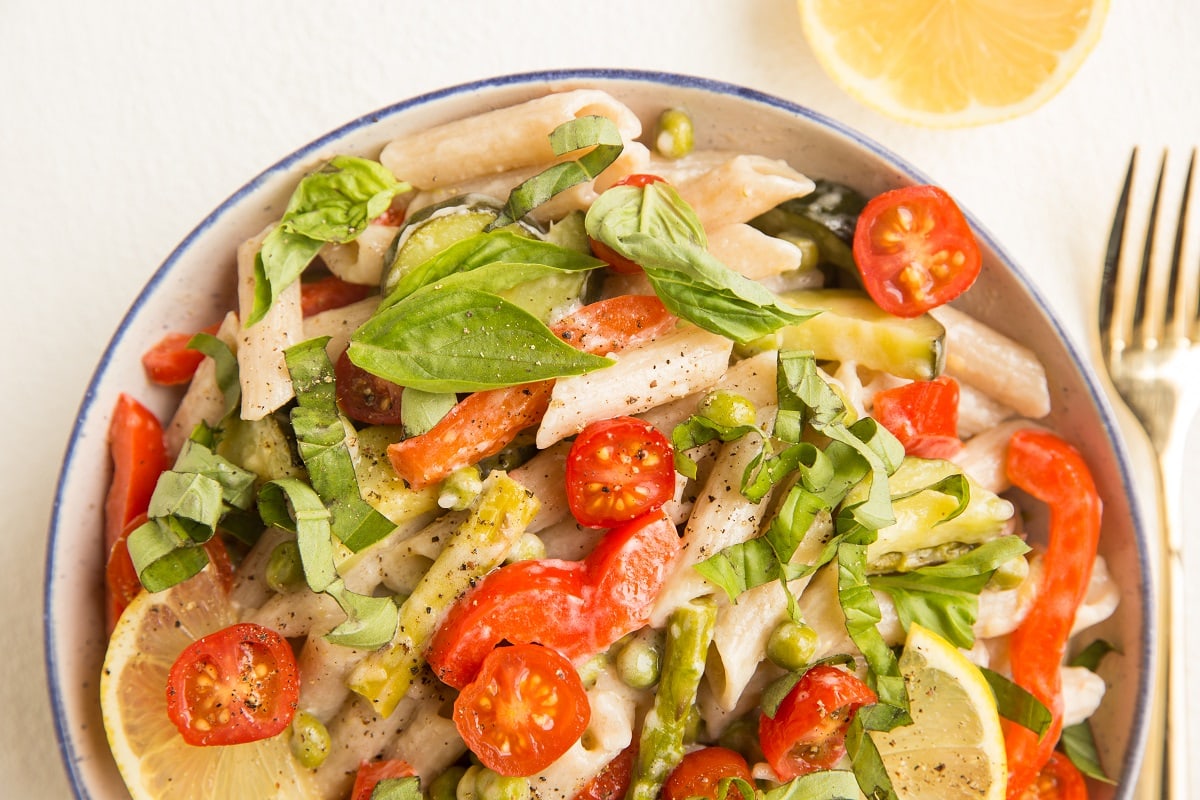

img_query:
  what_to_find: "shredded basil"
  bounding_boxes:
[980,667,1053,738]
[1059,641,1117,783]
[187,331,240,418]
[762,771,861,800]
[284,338,396,552]
[250,156,410,325]
[490,115,625,229]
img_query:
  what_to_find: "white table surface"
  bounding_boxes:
[4,0,1198,794]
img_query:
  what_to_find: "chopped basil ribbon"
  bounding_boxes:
[250,155,410,325]
[258,478,398,649]
[980,667,1054,738]
[869,535,1031,649]
[489,115,625,229]
[760,771,861,800]
[585,182,815,344]
[187,331,240,418]
[127,435,258,592]
[348,286,612,393]
[284,337,395,552]
[838,543,910,718]
[399,387,457,437]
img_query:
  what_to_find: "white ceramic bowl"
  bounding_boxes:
[45,69,1151,799]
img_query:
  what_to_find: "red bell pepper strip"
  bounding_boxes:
[104,394,169,552]
[1002,429,1102,798]
[871,375,963,459]
[388,295,676,490]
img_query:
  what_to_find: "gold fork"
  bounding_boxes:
[1098,148,1199,798]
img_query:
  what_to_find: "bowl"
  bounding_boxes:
[45,69,1152,798]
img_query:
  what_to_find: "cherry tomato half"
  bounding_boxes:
[565,416,675,529]
[1020,752,1087,800]
[453,643,590,777]
[852,185,981,318]
[350,759,416,800]
[871,375,963,459]
[663,747,754,800]
[335,349,406,426]
[572,744,637,800]
[300,275,374,318]
[589,174,667,274]
[165,622,299,746]
[758,664,877,780]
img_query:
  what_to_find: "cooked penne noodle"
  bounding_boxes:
[707,223,806,280]
[236,226,302,420]
[319,223,398,286]
[675,154,815,229]
[165,310,239,456]
[303,296,379,361]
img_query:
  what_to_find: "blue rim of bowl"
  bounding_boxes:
[45,67,1152,798]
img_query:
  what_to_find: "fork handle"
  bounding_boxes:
[1136,437,1190,799]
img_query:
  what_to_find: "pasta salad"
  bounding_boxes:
[98,88,1119,800]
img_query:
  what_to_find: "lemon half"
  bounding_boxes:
[798,0,1109,127]
[100,567,319,800]
[873,623,1007,799]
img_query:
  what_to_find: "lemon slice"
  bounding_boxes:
[797,0,1109,127]
[872,623,1006,799]
[100,567,320,800]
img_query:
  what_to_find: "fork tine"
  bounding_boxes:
[1099,149,1136,352]
[1131,152,1170,347]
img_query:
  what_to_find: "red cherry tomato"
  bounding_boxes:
[589,174,667,274]
[852,185,981,318]
[300,275,374,318]
[565,416,675,529]
[871,375,963,459]
[453,644,590,777]
[350,759,416,800]
[758,665,877,780]
[572,744,637,800]
[427,558,590,689]
[663,747,754,800]
[1018,752,1087,800]
[335,349,406,426]
[165,622,299,746]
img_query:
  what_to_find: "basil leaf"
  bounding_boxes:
[838,543,910,718]
[126,519,210,593]
[381,230,603,309]
[586,183,814,344]
[251,156,410,325]
[349,287,612,393]
[775,348,846,441]
[187,331,240,419]
[869,536,1031,648]
[763,770,861,800]
[670,414,760,480]
[172,438,257,511]
[324,578,401,649]
[1069,639,1118,671]
[285,338,396,552]
[848,706,904,800]
[1060,722,1115,783]
[491,115,624,228]
[980,667,1053,737]
[400,387,457,437]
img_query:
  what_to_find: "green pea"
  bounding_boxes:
[655,108,695,160]
[766,620,819,672]
[288,711,330,769]
[475,768,531,800]
[989,553,1030,591]
[504,532,547,564]
[439,465,483,511]
[616,633,662,690]
[576,653,609,689]
[698,390,757,429]
[429,765,469,800]
[266,540,304,594]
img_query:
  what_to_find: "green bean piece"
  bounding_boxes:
[654,108,695,160]
[988,552,1030,590]
[504,531,547,564]
[265,540,305,594]
[766,620,819,672]
[616,631,662,690]
[429,766,468,800]
[439,465,483,511]
[288,711,331,769]
[627,597,718,800]
[697,390,757,429]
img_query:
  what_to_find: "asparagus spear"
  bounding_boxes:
[627,597,718,800]
[347,471,539,716]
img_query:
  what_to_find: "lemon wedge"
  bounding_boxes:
[872,623,1007,799]
[797,0,1109,127]
[100,567,320,800]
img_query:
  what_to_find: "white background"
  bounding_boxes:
[3,0,1198,795]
